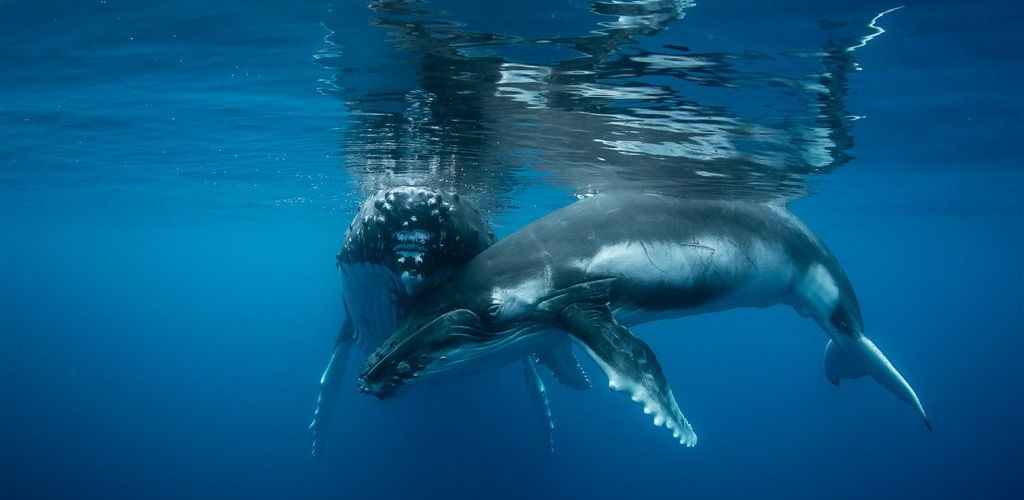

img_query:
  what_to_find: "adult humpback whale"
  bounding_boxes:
[357,193,929,446]
[310,186,590,455]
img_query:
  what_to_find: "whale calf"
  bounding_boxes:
[358,193,929,446]
[311,186,589,455]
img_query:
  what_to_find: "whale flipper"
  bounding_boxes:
[523,359,556,454]
[560,303,697,446]
[310,314,355,457]
[824,339,867,385]
[535,340,592,390]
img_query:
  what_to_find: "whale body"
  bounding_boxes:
[358,193,929,446]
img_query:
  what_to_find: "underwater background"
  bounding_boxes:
[1,0,1021,499]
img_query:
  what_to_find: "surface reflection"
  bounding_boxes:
[320,0,899,209]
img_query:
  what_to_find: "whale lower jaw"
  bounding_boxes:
[416,328,557,381]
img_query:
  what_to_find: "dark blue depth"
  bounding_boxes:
[1,1,1021,499]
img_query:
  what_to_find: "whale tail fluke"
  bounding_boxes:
[824,339,868,385]
[826,335,930,429]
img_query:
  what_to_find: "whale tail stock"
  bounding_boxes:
[824,336,931,430]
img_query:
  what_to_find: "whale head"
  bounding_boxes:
[338,186,495,296]
[356,285,549,397]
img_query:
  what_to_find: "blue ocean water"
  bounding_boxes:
[1,0,1021,499]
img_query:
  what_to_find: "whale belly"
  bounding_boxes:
[579,236,799,325]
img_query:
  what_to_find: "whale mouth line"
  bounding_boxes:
[360,319,549,398]
[392,229,432,256]
[359,309,481,390]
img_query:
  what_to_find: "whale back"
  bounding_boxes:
[422,193,861,330]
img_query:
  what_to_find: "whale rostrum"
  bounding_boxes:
[358,193,929,446]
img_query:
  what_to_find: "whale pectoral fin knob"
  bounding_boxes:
[560,303,697,447]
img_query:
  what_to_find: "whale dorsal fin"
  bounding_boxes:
[823,339,867,386]
[559,303,697,446]
[534,339,592,390]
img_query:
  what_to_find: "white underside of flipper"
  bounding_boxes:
[577,342,698,447]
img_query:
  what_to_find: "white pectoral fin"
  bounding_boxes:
[832,334,931,430]
[310,315,355,457]
[523,358,556,455]
[561,303,697,447]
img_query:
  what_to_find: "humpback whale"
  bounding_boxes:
[311,186,589,455]
[357,193,929,446]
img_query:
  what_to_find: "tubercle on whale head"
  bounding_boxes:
[338,185,495,295]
